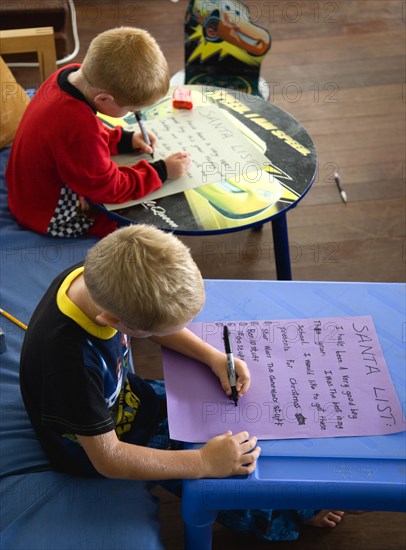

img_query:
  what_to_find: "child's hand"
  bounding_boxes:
[164,151,191,179]
[199,430,260,477]
[132,130,157,155]
[210,354,251,399]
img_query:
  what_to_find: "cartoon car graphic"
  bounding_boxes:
[187,0,270,56]
[184,171,299,231]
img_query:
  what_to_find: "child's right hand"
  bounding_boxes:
[199,430,261,478]
[164,151,191,180]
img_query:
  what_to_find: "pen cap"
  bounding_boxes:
[223,325,232,354]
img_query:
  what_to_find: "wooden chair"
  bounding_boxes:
[0,27,57,82]
[0,27,57,147]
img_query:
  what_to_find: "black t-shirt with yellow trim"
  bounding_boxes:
[20,264,160,476]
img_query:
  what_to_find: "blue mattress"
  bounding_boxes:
[0,147,164,549]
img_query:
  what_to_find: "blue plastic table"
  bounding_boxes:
[182,280,406,550]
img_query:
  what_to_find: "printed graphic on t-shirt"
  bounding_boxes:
[115,376,141,437]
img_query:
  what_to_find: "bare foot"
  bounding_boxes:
[305,509,345,528]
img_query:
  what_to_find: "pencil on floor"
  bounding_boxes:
[0,308,28,330]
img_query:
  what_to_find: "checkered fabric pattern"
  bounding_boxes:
[47,184,94,238]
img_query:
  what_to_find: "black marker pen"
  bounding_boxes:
[223,325,238,407]
[135,111,154,159]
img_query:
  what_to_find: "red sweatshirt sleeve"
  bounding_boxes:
[104,125,124,156]
[56,116,162,204]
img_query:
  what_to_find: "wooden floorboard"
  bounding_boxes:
[11,1,405,547]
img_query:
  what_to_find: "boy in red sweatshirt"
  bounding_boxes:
[6,27,190,238]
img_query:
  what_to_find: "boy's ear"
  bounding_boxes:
[96,311,119,327]
[93,92,115,106]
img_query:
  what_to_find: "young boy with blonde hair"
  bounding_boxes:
[20,224,256,479]
[7,27,190,238]
[20,224,346,542]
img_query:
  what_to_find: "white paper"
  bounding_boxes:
[104,106,271,210]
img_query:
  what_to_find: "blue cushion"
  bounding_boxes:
[0,147,163,550]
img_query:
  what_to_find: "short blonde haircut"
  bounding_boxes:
[82,27,170,106]
[84,225,205,332]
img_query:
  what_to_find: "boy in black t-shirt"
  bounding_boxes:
[20,224,346,540]
[20,224,256,479]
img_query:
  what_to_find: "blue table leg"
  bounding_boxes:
[271,213,292,280]
[184,518,216,550]
[182,480,218,550]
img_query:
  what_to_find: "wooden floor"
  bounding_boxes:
[15,0,405,284]
[13,1,405,548]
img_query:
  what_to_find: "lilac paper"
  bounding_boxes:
[162,316,405,443]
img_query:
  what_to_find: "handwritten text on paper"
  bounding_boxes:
[163,316,405,442]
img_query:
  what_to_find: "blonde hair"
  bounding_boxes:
[81,27,170,106]
[84,225,205,332]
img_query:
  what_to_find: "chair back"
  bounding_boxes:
[184,0,271,96]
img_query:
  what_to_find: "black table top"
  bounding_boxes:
[104,86,317,236]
